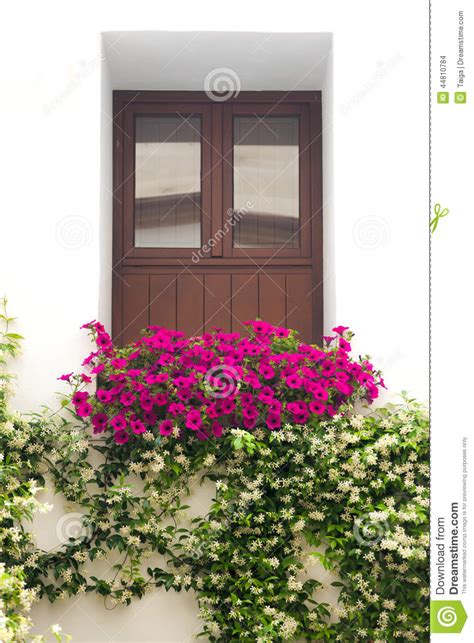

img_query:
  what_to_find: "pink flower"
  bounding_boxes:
[212,421,223,437]
[153,393,168,406]
[266,412,281,430]
[111,358,127,369]
[114,430,129,445]
[339,338,351,352]
[72,391,89,405]
[332,325,349,335]
[120,391,136,406]
[242,405,259,420]
[259,363,275,380]
[220,398,235,414]
[96,333,112,350]
[168,402,185,417]
[139,392,154,411]
[92,413,108,433]
[287,401,308,420]
[143,411,157,425]
[58,372,73,382]
[311,386,329,401]
[286,373,303,389]
[321,360,335,377]
[81,374,93,383]
[159,419,174,436]
[335,382,353,396]
[76,402,93,418]
[97,389,113,404]
[243,416,257,430]
[71,317,379,444]
[258,387,274,404]
[309,401,325,415]
[185,409,202,431]
[131,419,146,435]
[110,415,127,431]
[206,403,219,419]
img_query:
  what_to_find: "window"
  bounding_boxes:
[113,92,322,345]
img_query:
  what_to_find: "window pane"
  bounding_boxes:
[233,115,299,248]
[135,115,201,248]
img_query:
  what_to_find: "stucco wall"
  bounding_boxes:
[0,0,428,640]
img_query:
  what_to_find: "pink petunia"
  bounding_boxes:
[309,401,325,415]
[159,419,174,436]
[168,402,185,417]
[120,391,136,406]
[153,393,168,406]
[286,373,304,389]
[131,419,146,435]
[321,360,336,377]
[185,409,202,431]
[339,338,351,352]
[114,430,129,445]
[76,402,93,418]
[96,389,113,404]
[92,413,108,433]
[110,415,127,431]
[332,325,350,336]
[111,358,127,369]
[212,421,223,438]
[259,363,275,380]
[72,391,89,405]
[266,412,281,430]
[96,333,112,350]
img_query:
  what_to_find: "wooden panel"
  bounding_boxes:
[231,274,258,332]
[204,274,231,332]
[259,274,286,327]
[177,274,204,337]
[113,92,323,347]
[149,275,177,329]
[121,274,149,345]
[286,273,313,344]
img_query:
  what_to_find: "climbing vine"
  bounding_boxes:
[0,306,429,642]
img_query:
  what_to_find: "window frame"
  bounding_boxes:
[113,91,321,265]
[121,101,213,259]
[222,101,311,258]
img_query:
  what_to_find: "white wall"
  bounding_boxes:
[0,1,429,640]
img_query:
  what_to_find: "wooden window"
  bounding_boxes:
[113,91,322,345]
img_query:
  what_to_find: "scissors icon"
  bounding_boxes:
[430,203,449,233]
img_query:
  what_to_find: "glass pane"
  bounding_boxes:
[233,115,299,249]
[135,115,201,248]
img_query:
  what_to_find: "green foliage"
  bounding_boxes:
[0,298,70,642]
[0,302,429,642]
